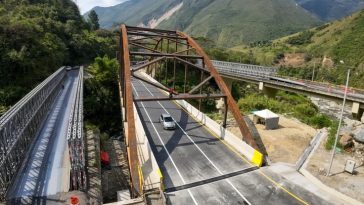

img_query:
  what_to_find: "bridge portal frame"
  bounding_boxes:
[119,25,259,198]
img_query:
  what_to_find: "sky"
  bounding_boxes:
[73,0,128,14]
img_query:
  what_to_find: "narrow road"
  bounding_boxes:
[7,70,80,203]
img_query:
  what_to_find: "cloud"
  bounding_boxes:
[74,0,127,14]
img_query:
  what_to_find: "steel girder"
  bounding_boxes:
[66,67,86,191]
[0,67,66,201]
[120,25,140,197]
[119,25,260,198]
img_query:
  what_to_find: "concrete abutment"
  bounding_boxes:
[352,102,364,122]
[259,82,278,98]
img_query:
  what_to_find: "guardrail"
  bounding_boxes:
[212,60,277,78]
[66,67,85,191]
[213,60,364,102]
[0,67,66,200]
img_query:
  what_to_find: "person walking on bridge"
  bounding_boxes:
[169,88,174,98]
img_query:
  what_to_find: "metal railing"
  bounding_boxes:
[0,67,66,200]
[66,67,86,191]
[212,60,277,78]
[213,60,364,102]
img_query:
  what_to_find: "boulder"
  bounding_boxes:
[354,129,364,143]
[340,133,353,148]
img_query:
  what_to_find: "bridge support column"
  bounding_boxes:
[222,77,234,92]
[259,82,278,98]
[352,102,364,122]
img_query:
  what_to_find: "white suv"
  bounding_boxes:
[159,114,176,130]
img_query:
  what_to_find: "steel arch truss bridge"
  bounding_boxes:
[119,25,259,197]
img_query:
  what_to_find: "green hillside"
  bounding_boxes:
[159,0,321,47]
[90,0,320,47]
[231,9,364,88]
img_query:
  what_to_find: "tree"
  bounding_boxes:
[88,10,99,30]
[84,56,120,134]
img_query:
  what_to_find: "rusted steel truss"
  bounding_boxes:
[119,25,259,197]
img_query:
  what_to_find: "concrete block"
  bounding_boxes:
[259,82,264,91]
[352,102,360,114]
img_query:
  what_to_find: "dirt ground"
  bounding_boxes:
[278,53,306,67]
[228,114,317,164]
[306,135,364,203]
[227,113,364,203]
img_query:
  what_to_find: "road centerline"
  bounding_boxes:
[132,83,199,205]
[137,80,252,205]
[135,75,310,205]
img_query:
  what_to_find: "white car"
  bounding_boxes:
[159,114,176,130]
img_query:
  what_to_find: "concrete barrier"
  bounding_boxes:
[133,103,163,191]
[141,72,263,167]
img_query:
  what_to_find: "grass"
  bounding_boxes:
[237,90,336,130]
[325,121,342,150]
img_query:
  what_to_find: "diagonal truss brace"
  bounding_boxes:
[188,75,214,94]
[131,57,166,72]
[177,31,259,150]
[132,72,179,95]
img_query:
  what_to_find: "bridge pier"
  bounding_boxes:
[259,82,278,98]
[352,102,364,122]
[222,77,234,92]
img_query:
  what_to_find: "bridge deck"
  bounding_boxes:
[214,62,364,106]
[7,70,80,202]
[132,78,336,205]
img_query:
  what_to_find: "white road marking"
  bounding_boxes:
[138,80,252,205]
[132,83,199,205]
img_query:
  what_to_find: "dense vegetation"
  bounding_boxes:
[231,9,364,89]
[234,87,333,129]
[84,56,121,135]
[286,31,315,45]
[0,0,117,116]
[232,82,339,149]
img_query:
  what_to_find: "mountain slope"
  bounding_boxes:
[159,0,320,47]
[89,0,320,47]
[88,0,181,28]
[281,9,364,66]
[296,0,364,21]
[231,9,364,88]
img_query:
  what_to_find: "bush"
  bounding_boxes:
[286,31,314,45]
[325,121,341,150]
[294,103,317,117]
[310,114,332,128]
[237,90,334,130]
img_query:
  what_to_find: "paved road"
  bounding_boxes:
[7,70,79,203]
[132,78,337,205]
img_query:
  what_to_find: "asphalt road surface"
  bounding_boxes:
[132,77,336,205]
[7,70,79,203]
